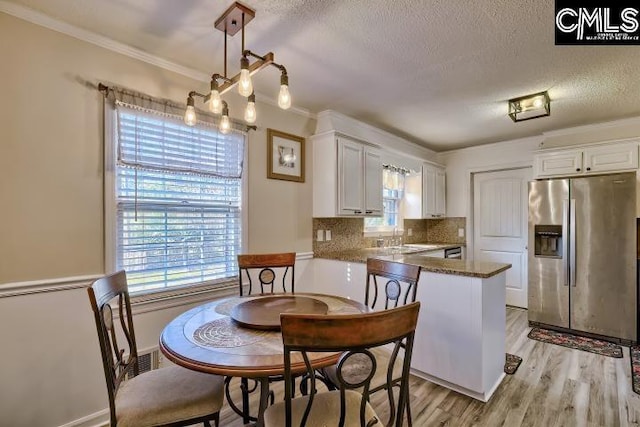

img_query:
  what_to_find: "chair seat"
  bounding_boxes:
[115,365,224,427]
[264,390,380,427]
[323,347,403,393]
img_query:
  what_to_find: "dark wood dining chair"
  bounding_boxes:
[320,258,421,423]
[88,271,224,427]
[237,252,296,296]
[228,252,297,423]
[264,302,421,427]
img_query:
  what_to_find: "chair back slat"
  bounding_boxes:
[365,258,421,310]
[87,271,138,426]
[237,252,296,296]
[280,302,420,427]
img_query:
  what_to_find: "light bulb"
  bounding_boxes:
[244,100,257,124]
[209,90,222,114]
[238,60,253,96]
[278,84,291,110]
[220,114,231,134]
[533,97,544,108]
[184,105,196,126]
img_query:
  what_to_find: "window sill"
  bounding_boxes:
[129,279,239,315]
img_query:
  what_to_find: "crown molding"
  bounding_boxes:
[315,110,437,161]
[542,115,640,138]
[437,135,543,157]
[254,92,315,119]
[0,1,315,119]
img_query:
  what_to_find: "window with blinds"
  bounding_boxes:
[364,167,405,231]
[114,104,245,293]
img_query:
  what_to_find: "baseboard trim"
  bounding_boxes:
[410,369,505,403]
[57,408,108,427]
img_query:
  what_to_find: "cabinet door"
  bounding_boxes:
[364,148,383,215]
[423,164,437,217]
[337,138,364,215]
[435,169,446,216]
[424,165,446,217]
[534,150,583,177]
[583,142,638,174]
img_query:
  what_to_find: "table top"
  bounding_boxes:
[160,293,368,378]
[230,295,329,330]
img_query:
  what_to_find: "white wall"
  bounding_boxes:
[0,11,315,427]
[437,136,542,218]
[438,117,640,256]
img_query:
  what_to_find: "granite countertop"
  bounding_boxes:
[314,243,462,263]
[313,243,511,278]
[375,254,511,279]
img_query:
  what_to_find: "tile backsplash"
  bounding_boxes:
[313,217,466,254]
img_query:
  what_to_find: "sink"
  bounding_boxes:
[402,244,443,250]
[376,246,425,255]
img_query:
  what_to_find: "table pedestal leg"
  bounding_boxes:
[256,377,270,427]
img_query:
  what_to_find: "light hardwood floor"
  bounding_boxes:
[217,308,640,426]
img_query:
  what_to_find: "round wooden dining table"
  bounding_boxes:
[159,292,368,426]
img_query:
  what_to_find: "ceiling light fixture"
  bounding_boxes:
[184,1,291,131]
[508,91,550,122]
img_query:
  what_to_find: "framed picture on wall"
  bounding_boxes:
[267,128,305,182]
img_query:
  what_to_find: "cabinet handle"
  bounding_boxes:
[586,167,591,171]
[354,210,362,214]
[576,168,581,172]
[365,210,373,214]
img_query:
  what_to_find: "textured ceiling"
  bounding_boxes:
[5,0,640,150]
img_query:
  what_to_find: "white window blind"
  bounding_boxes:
[115,103,245,293]
[365,167,406,230]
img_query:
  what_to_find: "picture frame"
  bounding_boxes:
[267,128,305,182]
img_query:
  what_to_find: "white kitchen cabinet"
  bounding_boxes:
[423,163,446,218]
[534,150,583,177]
[534,140,638,178]
[312,257,507,402]
[312,132,382,217]
[583,142,638,173]
[411,270,506,401]
[312,258,366,302]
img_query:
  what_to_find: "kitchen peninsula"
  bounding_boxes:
[314,247,511,402]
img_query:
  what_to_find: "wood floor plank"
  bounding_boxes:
[212,307,638,426]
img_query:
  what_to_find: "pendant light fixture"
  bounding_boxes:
[183,2,291,128]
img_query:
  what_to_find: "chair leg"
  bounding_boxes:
[241,377,251,424]
[214,412,220,427]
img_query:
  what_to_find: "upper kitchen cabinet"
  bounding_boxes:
[312,132,382,217]
[423,163,446,218]
[534,140,639,179]
[404,162,447,219]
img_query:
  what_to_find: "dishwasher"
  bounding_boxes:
[444,247,462,259]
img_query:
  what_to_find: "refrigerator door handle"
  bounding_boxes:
[570,199,577,287]
[562,199,569,286]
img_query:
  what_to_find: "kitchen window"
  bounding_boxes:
[364,166,406,232]
[105,92,246,294]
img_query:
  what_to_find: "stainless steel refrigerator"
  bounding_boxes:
[528,172,637,342]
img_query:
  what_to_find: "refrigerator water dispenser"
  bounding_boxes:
[534,225,562,258]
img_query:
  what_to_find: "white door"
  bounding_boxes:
[473,168,531,307]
